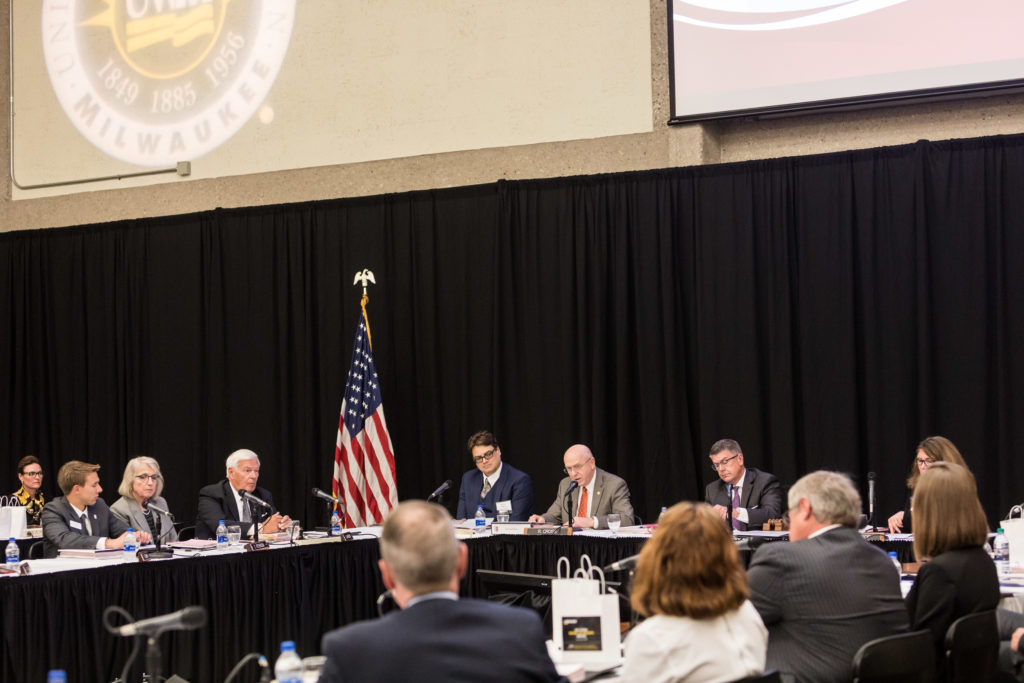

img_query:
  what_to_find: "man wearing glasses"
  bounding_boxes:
[456,431,534,521]
[705,438,782,531]
[13,456,45,526]
[529,444,634,528]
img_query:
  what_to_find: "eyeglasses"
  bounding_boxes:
[472,449,497,464]
[915,457,935,466]
[711,453,740,471]
[20,471,43,477]
[563,459,593,475]
[135,474,162,482]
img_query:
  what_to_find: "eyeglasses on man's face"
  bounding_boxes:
[563,458,593,475]
[711,453,741,471]
[472,448,497,464]
[135,474,162,482]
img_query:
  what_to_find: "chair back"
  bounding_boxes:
[27,540,44,560]
[945,610,998,683]
[852,629,935,683]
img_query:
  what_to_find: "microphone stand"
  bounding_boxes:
[145,634,163,683]
[726,483,734,536]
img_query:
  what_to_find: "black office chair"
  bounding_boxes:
[27,541,45,559]
[176,525,196,541]
[730,670,780,683]
[945,610,999,683]
[852,629,935,683]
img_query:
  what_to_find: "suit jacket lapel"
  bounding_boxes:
[591,469,605,517]
[741,470,754,509]
[222,480,241,523]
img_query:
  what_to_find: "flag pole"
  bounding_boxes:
[353,268,376,350]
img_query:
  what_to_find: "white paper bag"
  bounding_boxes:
[0,496,28,539]
[551,555,622,665]
[1002,506,1024,569]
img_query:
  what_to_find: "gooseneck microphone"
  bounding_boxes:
[867,472,877,527]
[563,480,579,524]
[239,490,272,509]
[312,487,341,505]
[427,480,452,502]
[116,606,208,637]
[602,554,639,572]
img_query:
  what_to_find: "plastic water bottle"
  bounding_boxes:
[5,537,18,564]
[888,551,901,577]
[475,505,486,529]
[658,507,668,523]
[994,528,1010,578]
[123,528,137,554]
[216,520,228,550]
[47,671,67,683]
[274,641,303,683]
[330,510,342,536]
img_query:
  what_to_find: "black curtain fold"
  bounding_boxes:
[3,134,1024,538]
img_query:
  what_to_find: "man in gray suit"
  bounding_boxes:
[41,460,151,558]
[528,444,634,528]
[747,470,907,683]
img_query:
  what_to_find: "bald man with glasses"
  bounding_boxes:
[529,444,634,528]
[456,431,535,521]
[705,439,783,532]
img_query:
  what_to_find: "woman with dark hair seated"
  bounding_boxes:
[620,502,767,683]
[13,455,45,526]
[888,435,966,534]
[905,461,999,674]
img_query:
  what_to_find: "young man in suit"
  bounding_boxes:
[528,444,634,528]
[747,470,908,683]
[195,449,291,539]
[319,500,561,683]
[41,460,151,558]
[704,438,783,531]
[455,431,534,521]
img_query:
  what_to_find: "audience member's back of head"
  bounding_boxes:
[631,502,748,619]
[913,461,988,561]
[380,500,459,595]
[787,470,861,527]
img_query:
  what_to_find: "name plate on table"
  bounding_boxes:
[491,523,533,536]
[245,541,270,552]
[525,527,573,536]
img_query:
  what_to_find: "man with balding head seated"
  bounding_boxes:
[528,444,634,528]
[319,500,561,683]
[746,471,908,683]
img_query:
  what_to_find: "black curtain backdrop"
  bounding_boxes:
[3,134,1024,535]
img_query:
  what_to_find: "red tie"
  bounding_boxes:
[577,487,588,518]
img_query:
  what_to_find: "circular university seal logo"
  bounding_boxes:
[41,0,296,167]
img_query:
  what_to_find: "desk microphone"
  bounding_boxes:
[563,481,579,524]
[147,501,173,519]
[116,606,207,637]
[602,554,639,572]
[240,490,272,509]
[426,480,452,502]
[867,472,876,527]
[312,487,342,505]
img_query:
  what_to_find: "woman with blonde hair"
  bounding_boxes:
[110,456,179,543]
[905,461,998,667]
[887,435,966,534]
[620,502,767,683]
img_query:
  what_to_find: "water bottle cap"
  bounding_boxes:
[998,528,1005,533]
[219,520,225,525]
[7,537,14,542]
[281,640,296,651]
[47,671,68,683]
[127,528,134,532]
[477,505,483,509]
[888,551,897,557]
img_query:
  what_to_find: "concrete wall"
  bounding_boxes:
[3,0,1024,233]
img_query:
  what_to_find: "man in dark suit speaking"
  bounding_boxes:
[705,438,782,531]
[747,471,908,683]
[195,449,291,540]
[41,460,151,558]
[319,500,561,683]
[456,430,534,521]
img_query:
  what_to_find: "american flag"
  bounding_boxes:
[333,313,397,527]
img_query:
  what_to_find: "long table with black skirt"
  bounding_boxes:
[0,534,645,683]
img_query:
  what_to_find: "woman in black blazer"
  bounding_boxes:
[905,461,999,675]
